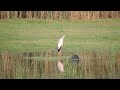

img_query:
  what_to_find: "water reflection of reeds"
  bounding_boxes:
[0,51,120,79]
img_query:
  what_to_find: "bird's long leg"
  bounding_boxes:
[60,49,61,60]
[57,51,59,61]
[58,51,60,60]
[58,49,61,60]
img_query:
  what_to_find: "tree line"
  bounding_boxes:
[0,11,120,20]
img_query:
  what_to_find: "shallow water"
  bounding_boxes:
[0,51,120,79]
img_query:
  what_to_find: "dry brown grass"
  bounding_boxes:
[0,51,120,79]
[0,11,120,20]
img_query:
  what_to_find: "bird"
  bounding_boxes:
[69,55,80,64]
[57,35,65,73]
[57,60,64,73]
[57,35,65,52]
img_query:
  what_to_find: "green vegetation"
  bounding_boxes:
[0,51,120,79]
[0,18,120,79]
[0,19,120,53]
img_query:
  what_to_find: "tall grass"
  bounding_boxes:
[0,11,120,20]
[0,19,120,79]
[0,51,120,79]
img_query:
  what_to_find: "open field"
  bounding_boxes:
[0,18,120,79]
[0,19,120,53]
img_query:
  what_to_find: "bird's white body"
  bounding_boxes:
[57,60,64,73]
[57,35,65,73]
[57,35,65,51]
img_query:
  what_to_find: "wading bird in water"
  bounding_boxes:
[57,35,65,73]
[57,35,65,56]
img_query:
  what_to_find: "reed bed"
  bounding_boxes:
[0,51,119,79]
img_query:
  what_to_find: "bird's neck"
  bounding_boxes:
[62,35,65,39]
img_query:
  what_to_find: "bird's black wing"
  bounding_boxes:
[57,46,61,52]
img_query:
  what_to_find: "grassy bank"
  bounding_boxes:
[0,19,120,53]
